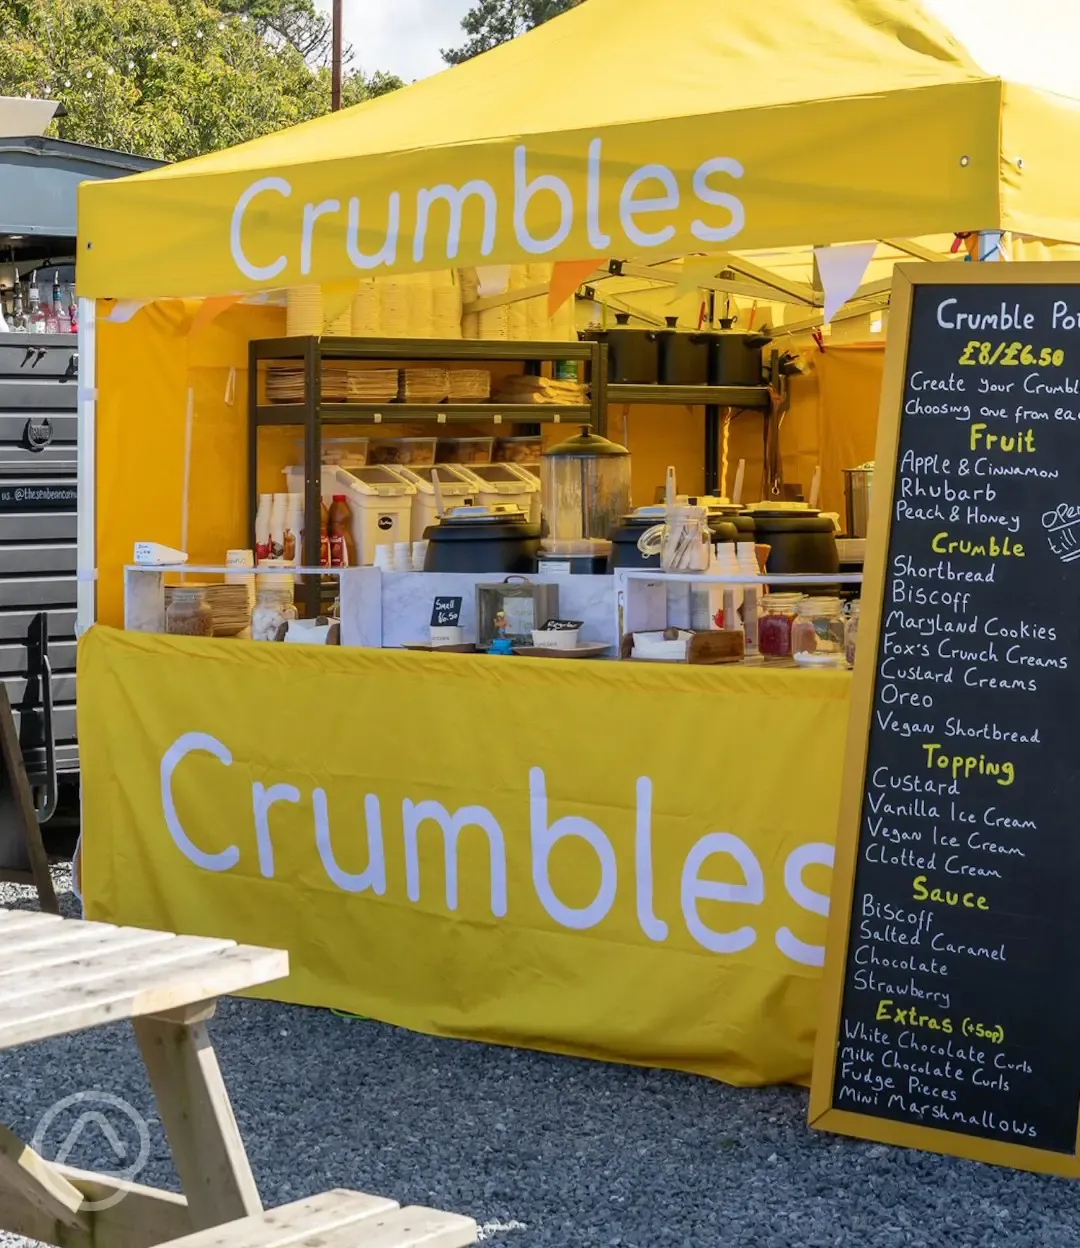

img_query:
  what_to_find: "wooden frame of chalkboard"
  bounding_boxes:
[810,262,1080,1176]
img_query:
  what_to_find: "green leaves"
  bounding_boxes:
[0,0,403,161]
[442,0,582,65]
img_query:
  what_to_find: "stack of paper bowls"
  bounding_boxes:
[379,275,412,337]
[458,268,480,339]
[351,280,380,335]
[286,286,323,337]
[506,265,529,341]
[324,301,353,336]
[407,272,436,338]
[526,263,552,340]
[431,270,463,339]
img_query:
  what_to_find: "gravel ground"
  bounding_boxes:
[2,869,1079,1248]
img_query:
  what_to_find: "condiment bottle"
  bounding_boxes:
[320,500,330,568]
[27,272,45,334]
[283,494,303,564]
[45,273,61,333]
[327,494,355,567]
[268,492,288,559]
[254,493,273,563]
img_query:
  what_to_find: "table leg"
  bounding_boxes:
[133,1008,262,1231]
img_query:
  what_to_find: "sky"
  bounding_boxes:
[315,0,474,83]
[314,0,1080,98]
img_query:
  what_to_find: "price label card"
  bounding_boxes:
[430,596,463,627]
[810,264,1080,1177]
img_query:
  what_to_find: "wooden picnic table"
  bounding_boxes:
[0,905,289,1248]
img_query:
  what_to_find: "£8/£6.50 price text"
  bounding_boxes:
[958,342,1066,368]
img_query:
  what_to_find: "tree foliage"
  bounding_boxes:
[442,0,582,65]
[0,0,403,162]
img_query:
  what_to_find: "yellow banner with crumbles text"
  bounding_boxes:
[79,625,850,1086]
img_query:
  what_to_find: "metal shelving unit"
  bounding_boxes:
[607,365,782,496]
[248,335,604,613]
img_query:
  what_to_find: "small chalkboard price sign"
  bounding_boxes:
[430,597,463,628]
[810,263,1080,1176]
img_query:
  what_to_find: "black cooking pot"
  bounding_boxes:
[423,516,541,574]
[607,513,660,571]
[657,316,711,385]
[584,313,659,384]
[751,511,838,593]
[709,321,770,387]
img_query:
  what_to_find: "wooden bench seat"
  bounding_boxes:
[154,1189,478,1247]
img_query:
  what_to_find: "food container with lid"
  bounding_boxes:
[541,426,631,560]
[459,462,539,520]
[758,593,804,657]
[290,436,369,467]
[435,437,495,465]
[369,437,438,467]
[166,587,213,637]
[791,597,846,659]
[327,465,415,564]
[582,313,659,384]
[391,463,479,536]
[708,319,770,386]
[494,436,542,464]
[749,508,839,593]
[423,505,540,574]
[657,316,711,385]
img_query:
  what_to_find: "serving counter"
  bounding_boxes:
[79,611,851,1087]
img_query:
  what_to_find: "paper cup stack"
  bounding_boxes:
[459,268,480,339]
[351,280,380,335]
[379,275,412,337]
[286,286,323,337]
[431,270,463,338]
[506,265,529,341]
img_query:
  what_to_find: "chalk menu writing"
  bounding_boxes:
[430,597,463,627]
[832,283,1080,1154]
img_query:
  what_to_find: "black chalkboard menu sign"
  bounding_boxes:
[810,264,1080,1176]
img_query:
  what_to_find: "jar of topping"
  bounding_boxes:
[792,597,845,659]
[166,587,214,637]
[758,594,803,657]
[845,599,861,667]
[251,580,297,642]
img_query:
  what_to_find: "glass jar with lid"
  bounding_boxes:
[845,600,861,667]
[251,577,297,642]
[758,593,803,657]
[166,587,214,637]
[791,597,846,658]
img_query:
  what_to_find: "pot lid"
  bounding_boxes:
[439,504,529,525]
[543,425,630,458]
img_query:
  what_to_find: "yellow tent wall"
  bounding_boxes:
[96,302,283,626]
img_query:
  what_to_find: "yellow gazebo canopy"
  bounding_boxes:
[77,0,1080,301]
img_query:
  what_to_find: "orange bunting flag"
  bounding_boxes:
[548,259,602,317]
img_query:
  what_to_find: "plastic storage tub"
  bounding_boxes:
[368,437,438,467]
[325,465,415,564]
[390,463,480,535]
[458,463,539,522]
[435,437,495,464]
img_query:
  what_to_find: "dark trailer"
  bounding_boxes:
[0,107,161,824]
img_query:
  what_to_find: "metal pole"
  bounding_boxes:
[76,297,97,634]
[331,0,343,111]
